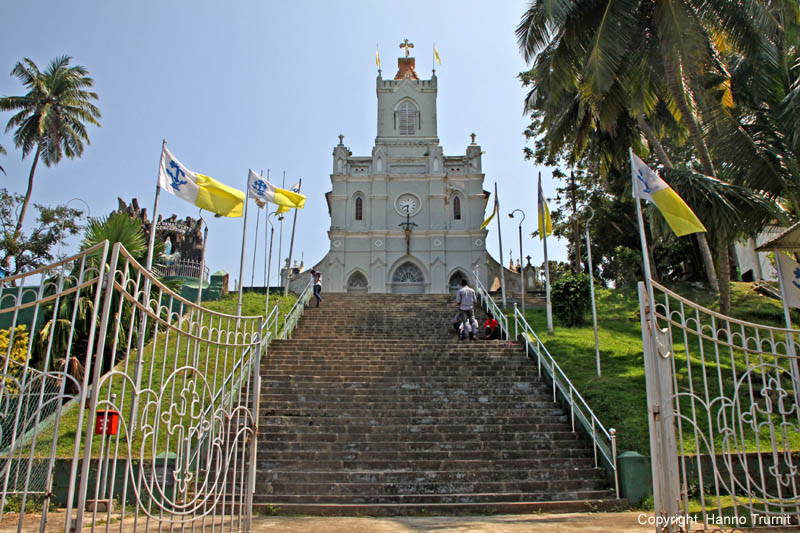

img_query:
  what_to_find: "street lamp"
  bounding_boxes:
[57,198,91,260]
[586,207,601,376]
[264,211,279,316]
[196,209,208,305]
[508,209,526,314]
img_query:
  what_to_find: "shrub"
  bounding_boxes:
[551,271,591,326]
[0,325,30,393]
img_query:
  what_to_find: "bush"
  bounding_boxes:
[551,272,591,326]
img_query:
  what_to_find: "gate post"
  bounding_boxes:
[638,282,681,530]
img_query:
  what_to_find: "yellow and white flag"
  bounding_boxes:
[376,45,380,68]
[480,194,497,229]
[276,180,302,214]
[434,44,441,65]
[158,145,244,217]
[630,151,706,237]
[247,170,306,210]
[537,173,552,240]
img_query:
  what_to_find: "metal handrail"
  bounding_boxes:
[280,279,313,340]
[472,273,619,499]
[511,306,619,498]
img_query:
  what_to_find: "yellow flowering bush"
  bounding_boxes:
[0,325,30,394]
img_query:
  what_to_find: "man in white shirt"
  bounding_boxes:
[455,278,477,341]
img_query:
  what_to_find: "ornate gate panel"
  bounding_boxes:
[0,242,263,531]
[640,281,800,531]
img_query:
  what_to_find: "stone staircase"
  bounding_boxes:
[255,293,620,515]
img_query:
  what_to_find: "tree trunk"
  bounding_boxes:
[14,143,41,237]
[636,113,719,293]
[570,171,581,273]
[716,237,731,316]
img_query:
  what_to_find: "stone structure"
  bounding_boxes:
[291,44,493,294]
[115,198,204,263]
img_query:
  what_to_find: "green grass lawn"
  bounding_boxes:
[512,282,800,455]
[30,290,297,458]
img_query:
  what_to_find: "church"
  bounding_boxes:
[292,41,494,294]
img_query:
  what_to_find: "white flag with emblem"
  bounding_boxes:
[776,252,800,309]
[247,170,306,209]
[159,146,200,204]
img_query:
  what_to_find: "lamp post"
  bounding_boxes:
[265,211,278,316]
[196,210,208,305]
[508,209,526,314]
[57,198,91,259]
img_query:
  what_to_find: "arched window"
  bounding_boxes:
[448,271,467,293]
[347,271,368,293]
[392,262,424,283]
[453,196,461,220]
[355,196,363,220]
[396,100,418,135]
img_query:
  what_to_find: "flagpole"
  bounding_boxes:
[277,171,285,291]
[145,140,166,271]
[237,174,251,317]
[250,203,261,288]
[495,183,506,307]
[586,207,601,376]
[265,211,276,317]
[263,170,268,288]
[539,172,553,333]
[284,178,302,297]
[774,248,799,383]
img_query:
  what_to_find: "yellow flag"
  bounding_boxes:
[195,174,245,217]
[376,45,380,68]
[434,45,441,65]
[537,173,552,240]
[480,196,497,229]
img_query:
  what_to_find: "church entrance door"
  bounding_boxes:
[391,262,425,294]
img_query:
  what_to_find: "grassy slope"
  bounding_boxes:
[37,291,296,458]
[516,282,798,455]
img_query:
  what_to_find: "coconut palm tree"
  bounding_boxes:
[0,144,6,175]
[516,0,781,313]
[0,56,101,240]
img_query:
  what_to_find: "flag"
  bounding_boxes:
[276,180,301,214]
[480,194,497,229]
[247,170,306,210]
[434,44,441,65]
[376,45,380,68]
[630,151,706,237]
[537,173,552,240]
[158,145,244,217]
[776,252,800,309]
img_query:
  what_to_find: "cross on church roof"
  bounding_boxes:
[399,39,414,57]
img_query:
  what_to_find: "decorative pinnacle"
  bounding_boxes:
[338,134,344,146]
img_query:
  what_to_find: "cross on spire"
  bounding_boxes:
[399,39,414,57]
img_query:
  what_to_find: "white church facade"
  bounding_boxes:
[295,44,491,294]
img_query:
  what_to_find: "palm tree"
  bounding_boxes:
[516,0,779,313]
[0,56,101,240]
[0,143,6,175]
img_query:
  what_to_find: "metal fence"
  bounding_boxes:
[152,259,210,281]
[0,241,263,532]
[640,281,800,531]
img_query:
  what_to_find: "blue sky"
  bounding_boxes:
[0,0,567,287]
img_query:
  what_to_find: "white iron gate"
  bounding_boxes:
[0,241,263,531]
[640,281,800,531]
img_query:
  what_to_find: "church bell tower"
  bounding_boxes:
[321,40,489,294]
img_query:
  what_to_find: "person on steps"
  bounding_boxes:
[483,312,501,340]
[455,278,477,341]
[311,269,323,307]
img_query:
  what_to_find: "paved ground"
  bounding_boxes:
[2,511,655,532]
[249,512,653,532]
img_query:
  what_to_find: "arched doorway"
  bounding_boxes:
[346,271,368,293]
[391,262,425,294]
[448,270,468,293]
